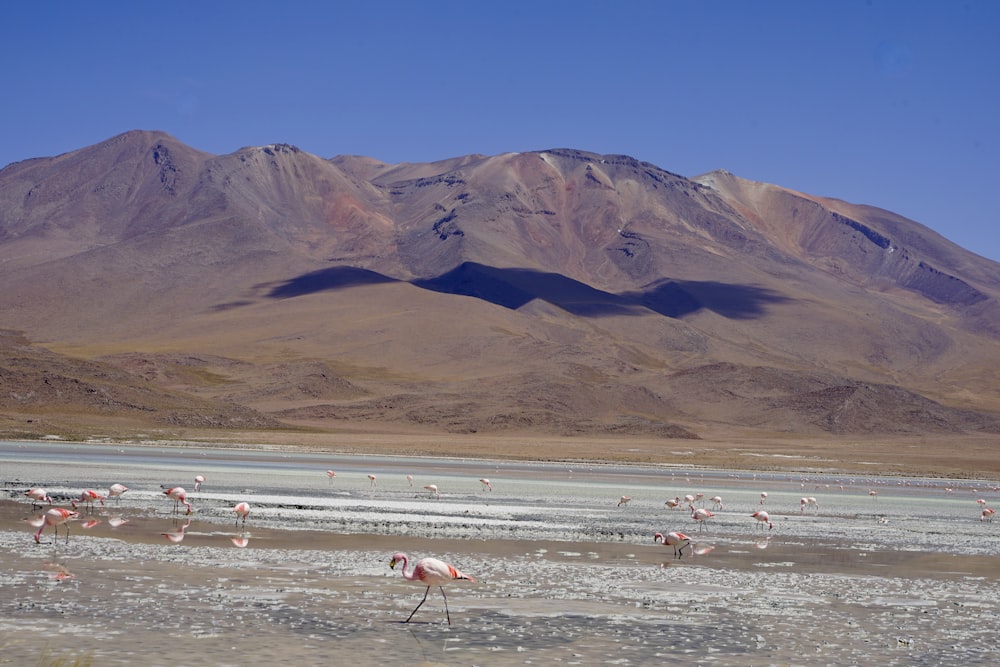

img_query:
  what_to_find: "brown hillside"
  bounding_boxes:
[2,131,999,472]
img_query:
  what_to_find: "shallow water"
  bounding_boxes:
[1,440,999,666]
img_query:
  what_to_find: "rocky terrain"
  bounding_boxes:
[2,131,999,455]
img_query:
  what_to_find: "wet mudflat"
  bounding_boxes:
[1,440,999,666]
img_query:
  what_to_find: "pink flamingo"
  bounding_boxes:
[665,497,683,510]
[691,507,715,530]
[869,490,878,501]
[982,508,996,523]
[24,488,53,509]
[759,492,768,505]
[654,531,692,558]
[751,510,773,530]
[326,470,337,481]
[618,496,632,508]
[72,489,106,512]
[33,508,79,544]
[479,478,492,492]
[406,474,413,487]
[108,483,129,504]
[389,552,475,625]
[424,484,440,499]
[163,487,192,514]
[800,497,819,513]
[710,496,724,511]
[368,474,377,487]
[194,475,205,492]
[232,502,251,527]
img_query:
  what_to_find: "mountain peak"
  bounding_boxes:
[1,132,999,441]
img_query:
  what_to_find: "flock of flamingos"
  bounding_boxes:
[18,470,496,623]
[16,469,998,624]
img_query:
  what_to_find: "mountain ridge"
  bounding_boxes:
[2,129,999,446]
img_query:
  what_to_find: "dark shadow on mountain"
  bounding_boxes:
[413,263,640,315]
[262,262,787,320]
[629,279,789,319]
[266,266,399,298]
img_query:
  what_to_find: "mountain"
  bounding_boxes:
[2,130,999,446]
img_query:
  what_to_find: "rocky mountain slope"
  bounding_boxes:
[2,130,999,442]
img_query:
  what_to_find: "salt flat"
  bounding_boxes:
[1,440,998,666]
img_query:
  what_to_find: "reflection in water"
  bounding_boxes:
[162,517,192,544]
[692,544,716,556]
[231,535,250,548]
[42,555,75,580]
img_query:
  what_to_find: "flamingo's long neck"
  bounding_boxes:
[397,555,418,581]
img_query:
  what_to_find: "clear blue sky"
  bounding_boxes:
[3,1,998,261]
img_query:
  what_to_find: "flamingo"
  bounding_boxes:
[618,495,632,508]
[232,501,251,527]
[800,497,819,513]
[759,492,768,505]
[479,478,492,492]
[751,510,773,530]
[389,552,475,625]
[326,470,337,481]
[368,474,377,488]
[976,498,987,507]
[653,531,692,558]
[982,508,996,523]
[869,490,878,501]
[72,489,106,512]
[710,495,724,511]
[24,488,53,509]
[108,483,129,504]
[424,484,440,500]
[33,508,79,544]
[406,474,413,487]
[194,475,205,492]
[163,487,192,514]
[665,497,683,510]
[691,507,715,531]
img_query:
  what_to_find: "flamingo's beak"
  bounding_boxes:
[389,558,398,569]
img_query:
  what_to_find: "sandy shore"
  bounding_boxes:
[2,440,999,666]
